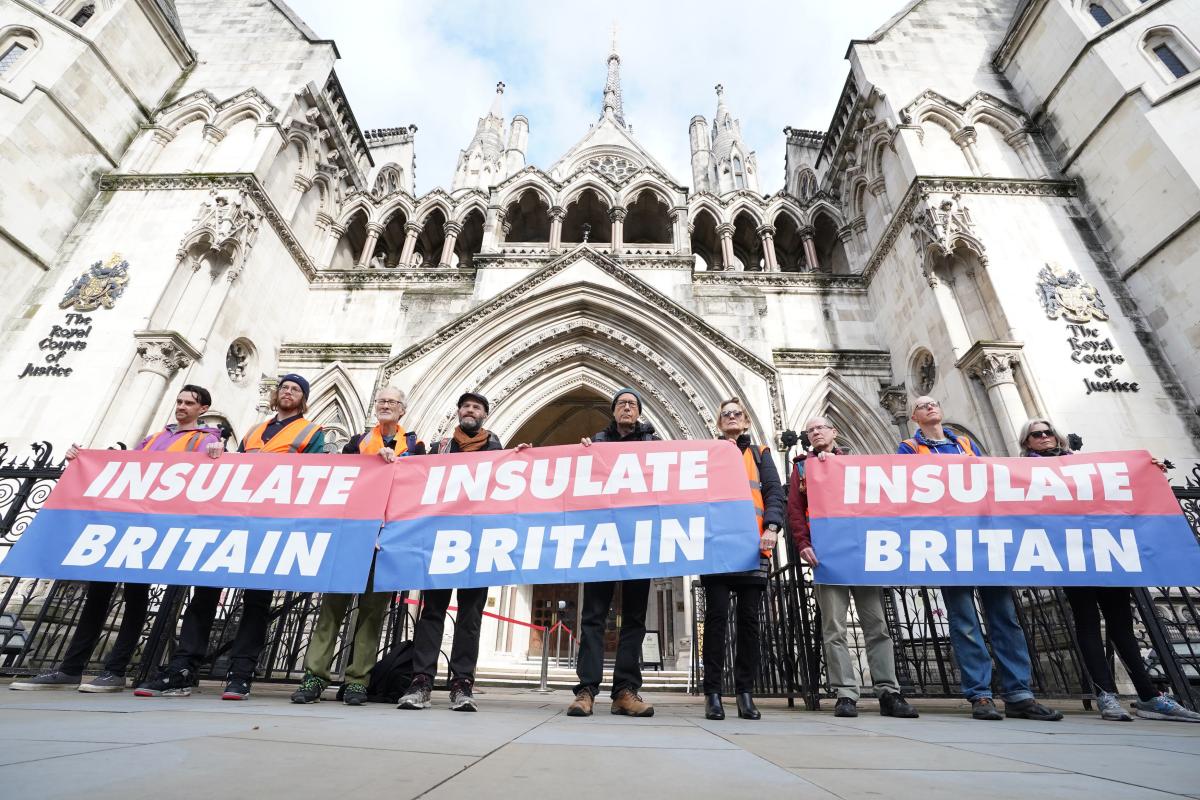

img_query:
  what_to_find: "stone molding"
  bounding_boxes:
[132,330,202,378]
[310,269,476,289]
[694,272,866,292]
[177,188,262,281]
[278,342,393,364]
[473,253,693,270]
[955,340,1025,389]
[878,382,909,424]
[773,348,893,376]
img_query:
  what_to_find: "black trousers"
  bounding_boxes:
[166,587,274,681]
[60,582,150,677]
[574,578,650,699]
[1064,586,1157,701]
[702,580,763,694]
[410,587,489,683]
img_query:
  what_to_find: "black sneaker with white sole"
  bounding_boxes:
[449,679,478,712]
[9,670,81,691]
[222,677,252,701]
[397,675,432,710]
[79,671,126,693]
[134,669,194,697]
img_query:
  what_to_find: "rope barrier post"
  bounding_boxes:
[536,625,551,693]
[555,622,563,668]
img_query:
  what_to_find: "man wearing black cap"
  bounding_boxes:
[569,388,661,718]
[136,373,326,701]
[398,391,502,712]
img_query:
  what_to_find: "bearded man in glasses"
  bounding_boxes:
[788,416,918,719]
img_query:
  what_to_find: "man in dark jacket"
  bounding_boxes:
[788,416,917,719]
[398,391,500,712]
[568,388,660,718]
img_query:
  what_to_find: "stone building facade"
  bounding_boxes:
[1,0,1197,669]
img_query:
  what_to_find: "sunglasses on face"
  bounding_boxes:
[1028,429,1056,439]
[720,409,744,419]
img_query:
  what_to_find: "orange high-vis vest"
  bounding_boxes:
[742,444,773,557]
[358,425,409,456]
[142,430,210,452]
[902,433,975,456]
[243,417,321,453]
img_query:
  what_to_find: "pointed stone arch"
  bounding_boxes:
[306,362,368,452]
[791,368,896,455]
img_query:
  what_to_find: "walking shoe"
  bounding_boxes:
[879,691,919,718]
[1134,694,1200,722]
[1005,698,1063,721]
[9,670,80,691]
[449,679,478,712]
[343,682,368,706]
[222,677,252,701]
[610,688,654,717]
[397,675,432,710]
[79,671,126,693]
[833,697,858,718]
[567,689,594,717]
[971,697,1003,720]
[289,672,326,704]
[134,669,193,697]
[1096,691,1133,722]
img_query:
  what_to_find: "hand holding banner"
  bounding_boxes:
[373,439,761,590]
[806,450,1200,587]
[0,450,391,593]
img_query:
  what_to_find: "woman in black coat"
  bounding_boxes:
[700,397,785,720]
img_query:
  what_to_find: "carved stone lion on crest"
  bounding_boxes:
[1036,263,1107,323]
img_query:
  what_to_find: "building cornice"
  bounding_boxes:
[694,272,867,292]
[278,342,393,364]
[773,348,893,375]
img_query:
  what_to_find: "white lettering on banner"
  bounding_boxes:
[81,461,359,506]
[58,525,334,577]
[842,462,1134,505]
[420,451,711,505]
[425,516,709,575]
[863,528,1142,573]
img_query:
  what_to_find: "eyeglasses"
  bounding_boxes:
[375,399,403,407]
[805,424,832,435]
[720,409,744,419]
[1028,429,1056,439]
[914,401,940,412]
[277,385,303,395]
[614,400,639,408]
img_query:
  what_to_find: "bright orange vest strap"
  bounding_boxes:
[141,430,207,452]
[358,425,408,456]
[742,445,767,535]
[903,435,974,455]
[244,418,320,453]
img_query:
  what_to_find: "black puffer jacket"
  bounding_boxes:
[592,420,661,443]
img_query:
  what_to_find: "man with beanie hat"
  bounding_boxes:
[569,388,661,718]
[136,373,325,701]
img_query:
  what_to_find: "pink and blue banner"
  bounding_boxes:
[805,451,1200,587]
[0,451,391,593]
[372,440,762,590]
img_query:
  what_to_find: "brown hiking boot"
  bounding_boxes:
[567,690,594,717]
[610,688,654,717]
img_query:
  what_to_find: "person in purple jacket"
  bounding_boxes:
[10,385,224,693]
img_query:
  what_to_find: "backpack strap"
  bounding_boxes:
[902,438,918,453]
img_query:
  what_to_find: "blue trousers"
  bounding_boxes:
[941,586,1034,703]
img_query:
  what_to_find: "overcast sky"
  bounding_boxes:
[287,0,911,195]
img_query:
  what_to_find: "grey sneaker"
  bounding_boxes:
[449,679,477,712]
[1096,691,1132,721]
[1134,694,1200,722]
[9,670,80,690]
[79,671,126,693]
[397,675,432,710]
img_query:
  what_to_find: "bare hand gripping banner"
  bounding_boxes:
[805,451,1200,587]
[0,451,391,593]
[372,440,762,590]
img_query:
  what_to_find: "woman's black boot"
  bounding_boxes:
[705,693,725,720]
[736,692,761,720]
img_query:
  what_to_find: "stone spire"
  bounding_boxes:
[452,81,509,192]
[602,25,626,126]
[708,83,759,194]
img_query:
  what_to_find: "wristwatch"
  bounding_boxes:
[765,523,781,533]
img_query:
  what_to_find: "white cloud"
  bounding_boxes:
[286,0,910,194]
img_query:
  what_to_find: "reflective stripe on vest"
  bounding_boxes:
[358,425,409,456]
[244,418,320,453]
[742,445,767,535]
[142,430,209,452]
[903,434,974,456]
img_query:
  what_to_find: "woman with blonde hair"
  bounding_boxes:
[1020,417,1199,722]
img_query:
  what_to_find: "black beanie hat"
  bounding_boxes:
[278,373,310,399]
[611,387,642,412]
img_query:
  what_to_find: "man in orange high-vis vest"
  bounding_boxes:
[291,385,425,707]
[11,386,223,694]
[135,374,325,701]
[897,395,1062,723]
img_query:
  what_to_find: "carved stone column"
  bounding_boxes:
[800,226,820,272]
[357,222,383,268]
[549,206,565,251]
[1004,128,1043,179]
[285,174,312,218]
[868,176,893,216]
[609,207,626,254]
[878,382,911,440]
[952,126,983,177]
[757,224,779,271]
[320,222,345,268]
[130,126,174,173]
[439,221,463,268]
[192,124,225,172]
[122,332,201,446]
[398,221,421,267]
[956,341,1027,454]
[716,223,735,270]
[671,208,688,254]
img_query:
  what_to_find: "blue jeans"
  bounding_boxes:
[941,586,1034,703]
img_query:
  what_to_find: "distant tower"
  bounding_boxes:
[689,84,759,195]
[452,82,524,192]
[601,25,627,128]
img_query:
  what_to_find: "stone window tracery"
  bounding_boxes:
[1142,28,1198,81]
[1087,3,1114,27]
[0,27,38,80]
[584,155,637,182]
[70,4,95,26]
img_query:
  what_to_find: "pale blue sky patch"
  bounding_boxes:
[287,0,909,194]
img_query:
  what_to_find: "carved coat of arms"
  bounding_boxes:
[1036,263,1107,323]
[59,254,130,312]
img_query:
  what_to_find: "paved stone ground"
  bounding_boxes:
[1,681,1198,799]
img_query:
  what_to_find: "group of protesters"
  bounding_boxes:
[10,374,1200,724]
